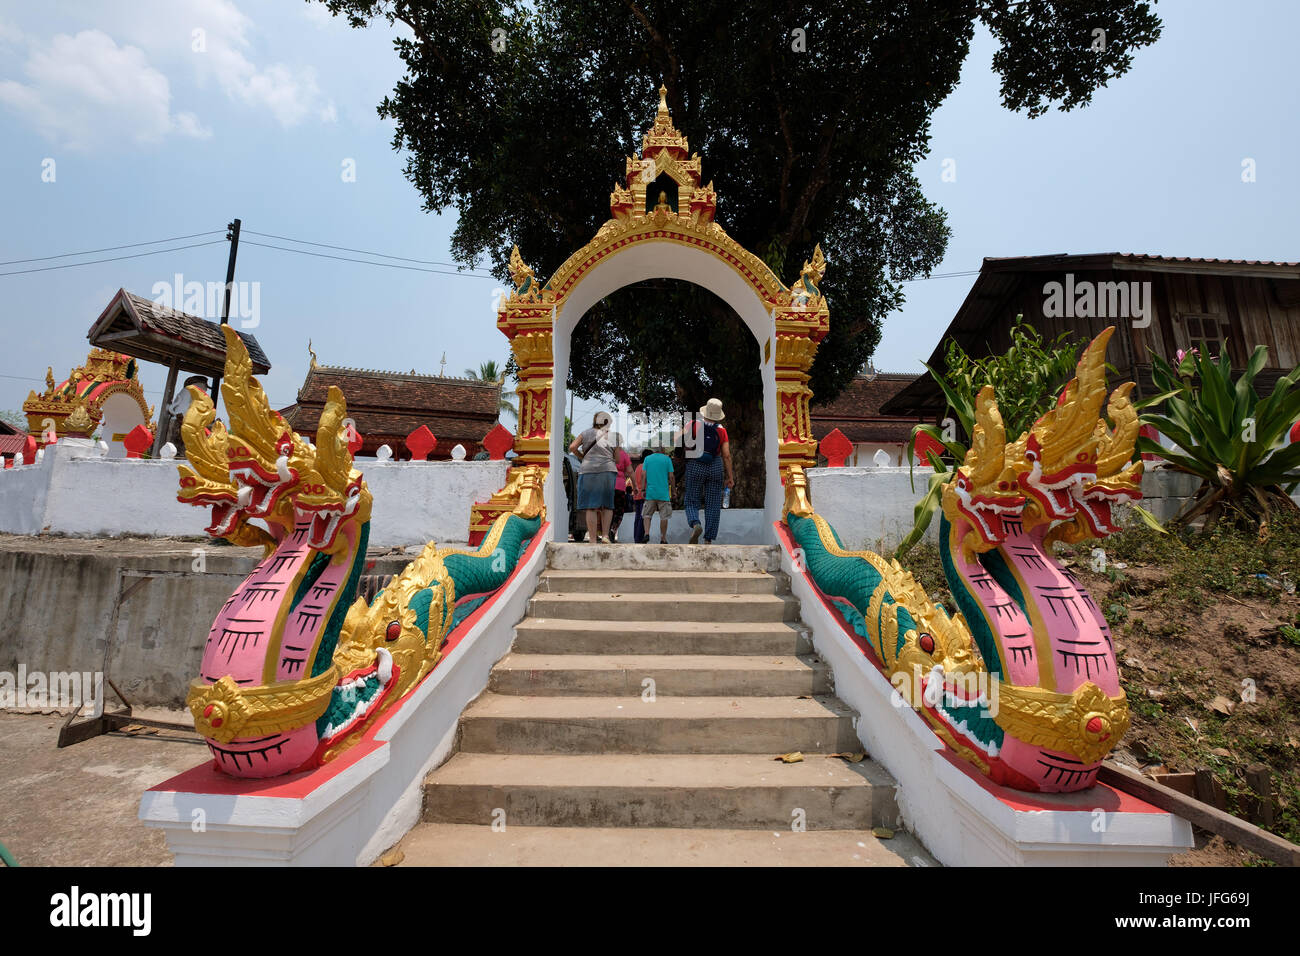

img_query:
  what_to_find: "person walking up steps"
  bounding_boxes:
[681,398,734,544]
[641,446,675,544]
[608,433,633,542]
[568,411,616,543]
[631,449,649,543]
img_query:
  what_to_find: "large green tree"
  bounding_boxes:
[321,0,1161,505]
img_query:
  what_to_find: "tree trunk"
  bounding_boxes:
[722,391,765,509]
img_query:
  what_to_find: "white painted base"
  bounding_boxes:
[138,526,549,865]
[807,466,941,552]
[777,524,1193,866]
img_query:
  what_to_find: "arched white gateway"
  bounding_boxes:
[549,240,780,541]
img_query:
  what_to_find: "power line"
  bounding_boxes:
[239,239,498,278]
[240,229,492,272]
[0,240,227,277]
[900,268,981,282]
[0,231,226,267]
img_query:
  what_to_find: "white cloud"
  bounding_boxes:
[0,29,211,150]
[114,0,337,127]
[0,1,338,147]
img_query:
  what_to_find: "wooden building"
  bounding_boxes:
[810,372,927,466]
[884,253,1300,418]
[281,358,503,460]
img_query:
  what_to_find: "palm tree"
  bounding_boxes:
[464,360,518,421]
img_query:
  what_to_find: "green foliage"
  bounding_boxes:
[464,360,519,420]
[1139,346,1300,534]
[937,316,1083,443]
[895,316,1083,557]
[319,0,1162,505]
[0,409,27,430]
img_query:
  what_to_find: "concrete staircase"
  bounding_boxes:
[391,544,933,866]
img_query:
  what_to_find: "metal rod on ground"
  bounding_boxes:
[209,218,241,410]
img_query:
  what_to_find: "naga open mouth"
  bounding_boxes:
[916,664,1003,761]
[317,647,397,747]
[1075,485,1138,537]
[228,454,296,517]
[206,499,243,537]
[1023,462,1096,519]
[177,488,242,537]
[954,478,1023,545]
[298,484,362,550]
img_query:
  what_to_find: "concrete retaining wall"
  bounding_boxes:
[0,539,415,708]
[0,442,508,547]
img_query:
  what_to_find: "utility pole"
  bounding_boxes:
[209,218,242,407]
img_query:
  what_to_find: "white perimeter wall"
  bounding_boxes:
[808,463,1300,552]
[0,442,507,547]
[808,466,940,552]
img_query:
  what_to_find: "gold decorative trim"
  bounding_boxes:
[187,668,338,744]
[994,680,1130,765]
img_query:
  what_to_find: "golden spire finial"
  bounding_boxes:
[657,84,669,115]
[308,339,319,370]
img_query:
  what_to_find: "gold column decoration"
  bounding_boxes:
[772,246,830,483]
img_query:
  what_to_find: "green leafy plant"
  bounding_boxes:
[1139,346,1300,538]
[464,360,519,421]
[895,316,1081,558]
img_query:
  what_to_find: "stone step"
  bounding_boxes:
[421,753,896,829]
[537,569,783,595]
[458,694,860,754]
[489,653,829,697]
[546,542,780,573]
[527,591,799,623]
[512,618,812,656]
[391,824,933,867]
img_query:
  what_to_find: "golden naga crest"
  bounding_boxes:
[941,327,1144,548]
[176,325,374,552]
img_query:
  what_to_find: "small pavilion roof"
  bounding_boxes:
[86,289,271,376]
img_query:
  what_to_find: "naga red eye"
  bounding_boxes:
[385,621,401,642]
[919,633,935,655]
[1077,452,1088,462]
[998,481,1008,490]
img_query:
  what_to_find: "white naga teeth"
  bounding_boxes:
[276,454,291,482]
[237,485,253,508]
[376,647,393,684]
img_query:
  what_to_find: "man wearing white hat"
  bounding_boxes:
[680,398,734,544]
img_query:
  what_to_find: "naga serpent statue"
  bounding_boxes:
[176,326,543,778]
[785,328,1142,792]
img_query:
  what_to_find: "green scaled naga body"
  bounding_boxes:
[786,328,1140,792]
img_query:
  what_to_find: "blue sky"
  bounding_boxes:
[1,0,1297,431]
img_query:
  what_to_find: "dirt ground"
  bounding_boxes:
[0,709,203,867]
[907,514,1300,867]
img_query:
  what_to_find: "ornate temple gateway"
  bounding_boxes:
[22,348,154,455]
[474,86,829,540]
[140,86,1191,867]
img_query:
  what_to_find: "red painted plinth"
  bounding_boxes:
[819,428,853,468]
[123,424,154,458]
[406,425,437,461]
[482,424,514,460]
